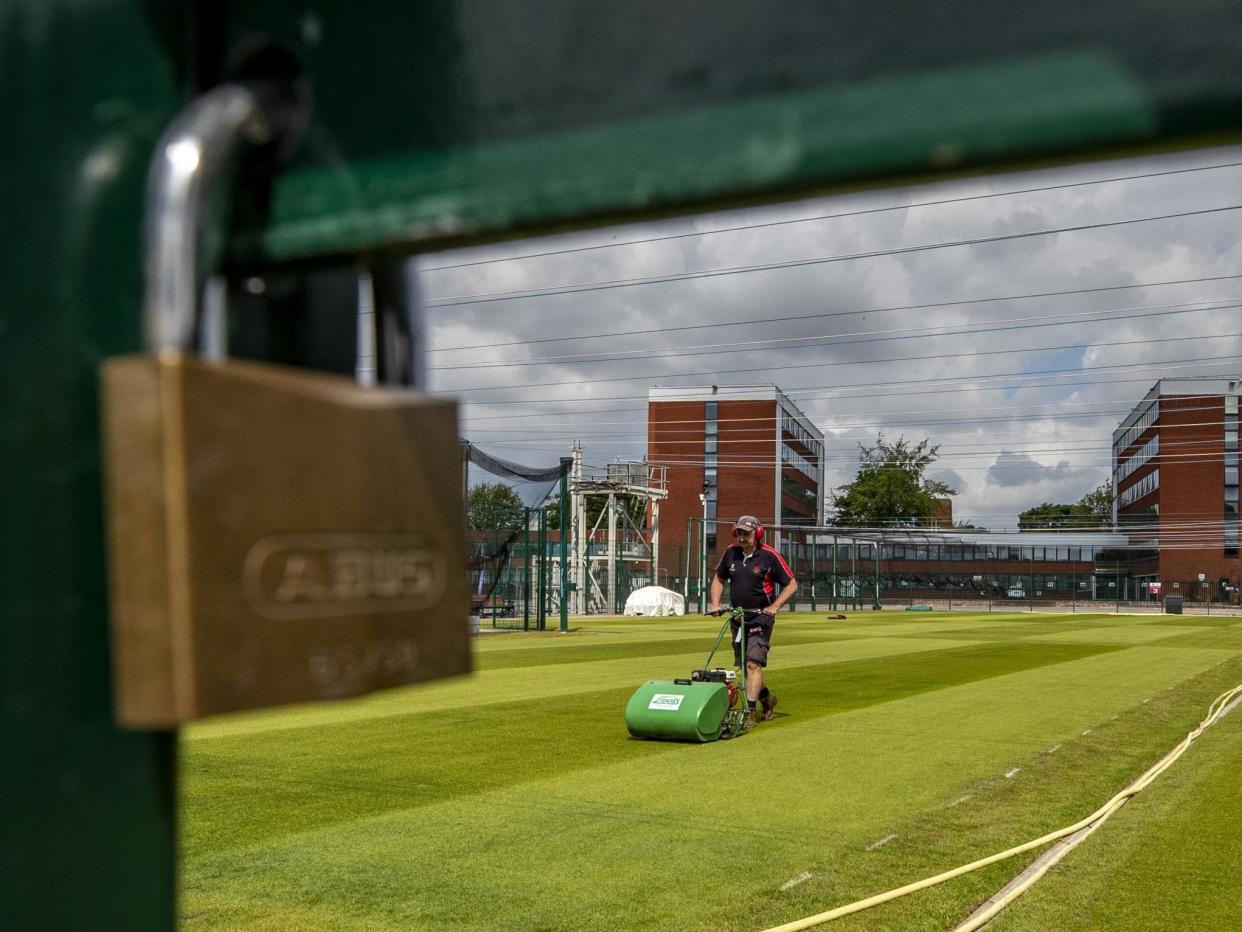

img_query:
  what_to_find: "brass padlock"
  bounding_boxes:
[101,86,469,727]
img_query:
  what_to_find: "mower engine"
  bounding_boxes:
[689,667,735,683]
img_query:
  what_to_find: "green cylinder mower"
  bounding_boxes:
[624,607,759,742]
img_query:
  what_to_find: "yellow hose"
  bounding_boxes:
[762,684,1242,932]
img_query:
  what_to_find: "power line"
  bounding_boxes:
[452,354,1242,406]
[466,407,1232,442]
[425,204,1242,309]
[441,329,1242,394]
[431,273,1242,354]
[460,394,1150,425]
[430,298,1241,371]
[420,159,1242,274]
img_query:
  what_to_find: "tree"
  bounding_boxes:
[542,494,645,531]
[1017,481,1112,530]
[830,435,956,527]
[1079,481,1112,518]
[1017,502,1095,530]
[467,482,526,530]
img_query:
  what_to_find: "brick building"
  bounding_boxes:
[1113,377,1242,597]
[647,384,824,584]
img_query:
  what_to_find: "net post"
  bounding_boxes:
[537,508,547,631]
[523,507,531,631]
[559,457,571,631]
[873,537,882,610]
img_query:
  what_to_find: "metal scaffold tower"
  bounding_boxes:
[568,441,668,614]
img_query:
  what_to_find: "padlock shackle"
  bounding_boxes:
[144,84,280,352]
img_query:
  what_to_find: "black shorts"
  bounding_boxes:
[731,614,773,667]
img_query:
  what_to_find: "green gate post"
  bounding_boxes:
[560,457,571,632]
[3,10,179,927]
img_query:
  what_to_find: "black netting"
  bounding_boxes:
[464,443,567,625]
[465,443,562,482]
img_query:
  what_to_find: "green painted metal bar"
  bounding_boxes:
[216,2,1242,267]
[2,5,181,927]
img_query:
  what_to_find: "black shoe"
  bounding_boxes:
[761,692,778,721]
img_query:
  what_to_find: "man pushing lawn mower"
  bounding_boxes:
[708,515,797,728]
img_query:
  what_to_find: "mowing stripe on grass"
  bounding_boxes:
[184,635,985,741]
[750,655,1242,932]
[988,706,1242,931]
[179,615,1242,930]
[473,630,848,671]
[183,652,1242,931]
[183,641,1121,856]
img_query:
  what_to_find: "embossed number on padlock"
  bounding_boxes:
[100,86,469,727]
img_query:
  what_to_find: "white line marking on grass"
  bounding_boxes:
[947,795,972,808]
[1005,768,1021,779]
[781,872,814,891]
[1046,744,1062,754]
[1082,729,1092,735]
[865,834,897,851]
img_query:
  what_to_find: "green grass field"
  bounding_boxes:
[182,611,1242,930]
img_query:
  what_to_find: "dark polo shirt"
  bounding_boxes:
[715,543,795,610]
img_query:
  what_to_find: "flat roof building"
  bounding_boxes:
[1113,377,1242,597]
[647,384,824,585]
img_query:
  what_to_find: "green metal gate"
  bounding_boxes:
[10,3,1242,927]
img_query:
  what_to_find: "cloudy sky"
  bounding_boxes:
[419,145,1242,530]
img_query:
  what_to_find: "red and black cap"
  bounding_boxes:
[732,515,762,535]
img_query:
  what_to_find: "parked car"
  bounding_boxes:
[1007,587,1026,598]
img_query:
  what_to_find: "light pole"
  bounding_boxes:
[699,483,709,614]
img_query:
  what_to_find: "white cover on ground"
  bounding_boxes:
[623,586,686,616]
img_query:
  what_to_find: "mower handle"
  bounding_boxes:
[707,606,766,619]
